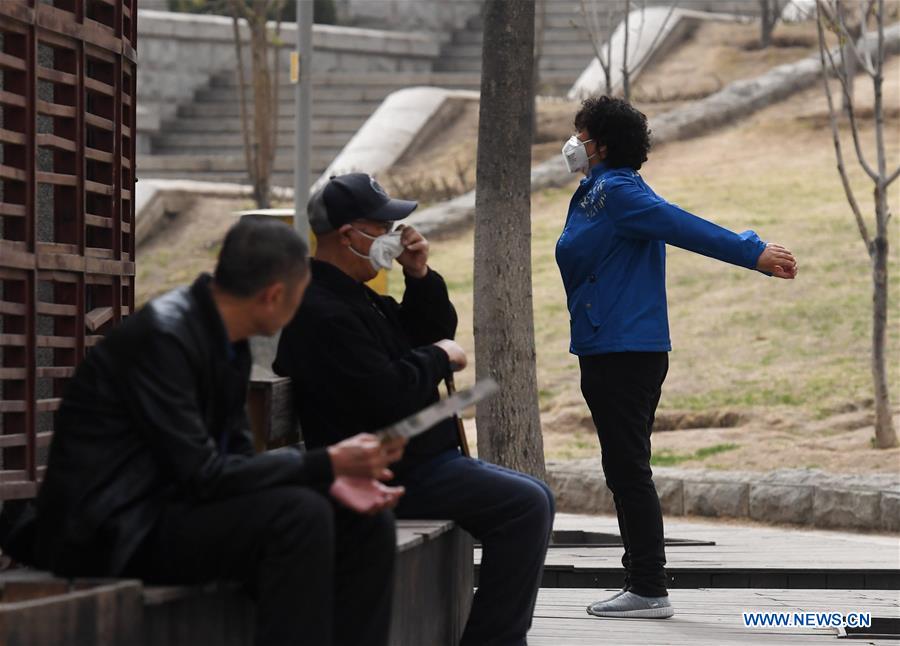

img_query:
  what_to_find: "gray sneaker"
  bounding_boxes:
[586,591,674,619]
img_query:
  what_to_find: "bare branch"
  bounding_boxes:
[887,165,900,187]
[821,32,880,181]
[832,0,877,76]
[816,4,873,254]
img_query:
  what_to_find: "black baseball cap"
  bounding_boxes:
[308,173,418,235]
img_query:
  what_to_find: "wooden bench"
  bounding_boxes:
[1,374,474,645]
[0,520,472,646]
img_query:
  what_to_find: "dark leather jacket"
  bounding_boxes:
[34,274,333,576]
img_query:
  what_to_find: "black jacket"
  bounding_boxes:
[274,260,459,476]
[34,274,334,576]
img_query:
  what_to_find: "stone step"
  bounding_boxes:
[191,91,379,115]
[209,71,484,89]
[193,87,382,108]
[445,37,596,58]
[138,170,301,187]
[164,116,364,134]
[178,101,377,119]
[137,153,332,173]
[151,143,342,158]
[153,132,339,150]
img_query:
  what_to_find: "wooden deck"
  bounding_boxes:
[476,513,900,589]
[530,588,900,645]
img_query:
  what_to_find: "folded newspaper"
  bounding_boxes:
[376,378,499,442]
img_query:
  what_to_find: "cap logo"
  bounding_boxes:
[369,177,388,199]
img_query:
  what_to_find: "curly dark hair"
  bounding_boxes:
[573,96,651,170]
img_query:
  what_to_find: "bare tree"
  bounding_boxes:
[577,0,679,101]
[474,0,545,479]
[230,0,285,208]
[760,0,785,48]
[816,0,898,449]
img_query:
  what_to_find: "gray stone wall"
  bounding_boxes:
[334,0,483,37]
[136,10,441,147]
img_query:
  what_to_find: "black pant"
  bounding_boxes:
[125,486,395,646]
[395,450,555,646]
[579,352,669,597]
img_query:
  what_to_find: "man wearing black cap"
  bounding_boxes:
[274,173,555,646]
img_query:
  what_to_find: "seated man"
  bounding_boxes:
[31,216,405,646]
[274,173,556,646]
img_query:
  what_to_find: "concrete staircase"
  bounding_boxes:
[137,70,482,188]
[135,1,615,188]
[434,0,612,95]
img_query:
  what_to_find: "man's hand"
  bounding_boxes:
[327,433,406,481]
[756,243,798,279]
[434,339,467,372]
[396,224,429,278]
[329,476,405,515]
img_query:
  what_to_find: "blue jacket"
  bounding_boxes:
[555,163,767,356]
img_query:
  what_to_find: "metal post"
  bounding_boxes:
[293,0,313,243]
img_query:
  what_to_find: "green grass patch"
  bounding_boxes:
[651,443,740,466]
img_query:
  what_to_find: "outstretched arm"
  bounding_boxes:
[604,176,797,278]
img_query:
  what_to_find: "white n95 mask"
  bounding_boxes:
[562,135,595,173]
[349,228,405,271]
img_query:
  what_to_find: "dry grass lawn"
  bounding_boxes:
[411,57,900,474]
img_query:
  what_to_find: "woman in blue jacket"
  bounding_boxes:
[556,97,797,619]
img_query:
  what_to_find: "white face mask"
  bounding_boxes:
[562,135,596,173]
[348,228,404,271]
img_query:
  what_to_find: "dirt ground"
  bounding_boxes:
[413,53,900,473]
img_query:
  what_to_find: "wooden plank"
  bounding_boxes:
[36,65,77,86]
[85,247,114,259]
[36,100,76,119]
[0,333,27,346]
[0,240,33,270]
[36,133,77,152]
[36,302,78,317]
[84,76,114,97]
[36,335,77,349]
[36,366,76,379]
[37,241,79,256]
[0,164,27,182]
[35,398,62,413]
[0,51,27,72]
[85,307,113,332]
[0,431,52,449]
[36,171,77,187]
[85,213,113,229]
[85,113,114,132]
[0,128,27,145]
[0,367,27,380]
[0,90,27,108]
[85,147,114,163]
[0,301,28,316]
[85,180,114,196]
[0,203,27,218]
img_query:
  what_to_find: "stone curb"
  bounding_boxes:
[546,459,900,533]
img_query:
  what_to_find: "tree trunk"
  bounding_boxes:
[760,0,777,48]
[621,0,631,101]
[871,220,896,448]
[532,0,545,137]
[871,0,896,449]
[251,4,272,209]
[474,0,546,479]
